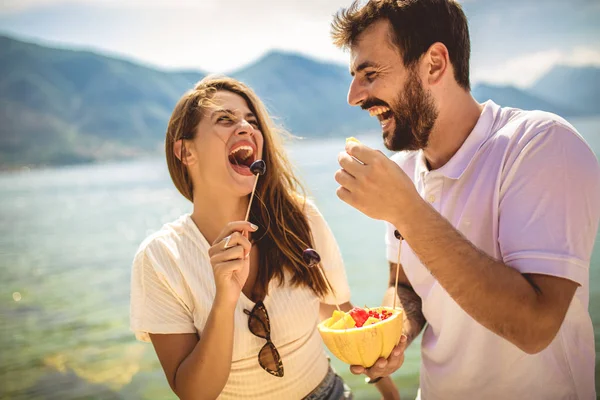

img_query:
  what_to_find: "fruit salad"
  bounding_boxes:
[318,306,404,367]
[324,306,395,329]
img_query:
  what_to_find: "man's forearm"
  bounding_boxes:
[383,282,425,345]
[394,199,570,354]
[396,285,426,344]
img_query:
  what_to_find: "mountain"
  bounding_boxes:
[0,35,597,168]
[0,35,204,166]
[529,65,600,116]
[472,83,577,116]
[232,51,373,137]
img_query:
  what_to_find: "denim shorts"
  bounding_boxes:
[302,366,353,400]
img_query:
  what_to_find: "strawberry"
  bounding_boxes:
[348,307,369,327]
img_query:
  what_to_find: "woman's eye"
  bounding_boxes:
[218,115,233,123]
[248,120,259,129]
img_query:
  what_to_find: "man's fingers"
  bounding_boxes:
[336,186,354,205]
[397,335,408,353]
[334,168,357,191]
[338,151,365,176]
[350,365,365,375]
[361,336,408,379]
[345,140,379,165]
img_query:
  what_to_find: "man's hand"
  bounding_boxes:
[349,335,408,380]
[335,141,420,223]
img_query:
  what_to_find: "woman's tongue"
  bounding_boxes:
[228,152,253,176]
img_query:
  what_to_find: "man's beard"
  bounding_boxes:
[365,70,439,152]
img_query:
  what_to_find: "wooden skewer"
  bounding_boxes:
[244,174,259,222]
[244,160,265,222]
[304,248,346,328]
[393,230,403,310]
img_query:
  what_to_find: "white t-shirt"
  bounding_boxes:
[131,199,351,399]
[385,100,599,400]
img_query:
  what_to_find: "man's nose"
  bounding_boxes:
[347,77,367,106]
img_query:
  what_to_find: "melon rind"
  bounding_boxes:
[317,306,403,368]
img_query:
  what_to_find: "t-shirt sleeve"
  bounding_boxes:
[130,245,197,342]
[305,199,352,305]
[498,122,600,286]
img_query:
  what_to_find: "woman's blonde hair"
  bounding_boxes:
[165,75,328,299]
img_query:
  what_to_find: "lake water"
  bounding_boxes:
[1,117,599,399]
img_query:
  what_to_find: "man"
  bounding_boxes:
[331,0,600,399]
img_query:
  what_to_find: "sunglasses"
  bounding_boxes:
[244,301,284,377]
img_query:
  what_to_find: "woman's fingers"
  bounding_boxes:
[212,258,248,275]
[210,244,248,265]
[209,230,253,258]
[212,221,258,245]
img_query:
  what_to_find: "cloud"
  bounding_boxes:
[471,47,600,88]
[2,0,598,85]
[0,0,350,15]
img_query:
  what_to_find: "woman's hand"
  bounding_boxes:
[208,221,257,305]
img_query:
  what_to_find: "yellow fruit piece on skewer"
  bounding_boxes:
[324,310,345,327]
[329,314,356,330]
[345,137,361,145]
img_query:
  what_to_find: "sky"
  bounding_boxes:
[1,0,599,88]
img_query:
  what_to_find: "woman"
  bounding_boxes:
[130,75,354,399]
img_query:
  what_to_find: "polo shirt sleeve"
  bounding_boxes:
[130,242,197,342]
[385,221,401,263]
[305,199,352,305]
[498,122,600,286]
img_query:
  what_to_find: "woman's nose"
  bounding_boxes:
[235,119,254,136]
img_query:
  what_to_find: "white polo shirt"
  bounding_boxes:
[385,100,599,400]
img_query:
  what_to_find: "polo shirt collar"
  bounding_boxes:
[415,100,500,180]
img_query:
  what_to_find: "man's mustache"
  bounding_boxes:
[361,98,389,110]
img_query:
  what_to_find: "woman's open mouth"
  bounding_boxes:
[228,141,257,176]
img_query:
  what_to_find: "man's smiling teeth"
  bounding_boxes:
[368,106,390,117]
[368,106,392,127]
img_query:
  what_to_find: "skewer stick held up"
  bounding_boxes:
[244,160,266,222]
[393,230,403,310]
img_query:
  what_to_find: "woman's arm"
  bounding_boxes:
[146,221,256,399]
[150,296,236,400]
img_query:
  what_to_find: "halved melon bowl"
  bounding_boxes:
[318,306,404,368]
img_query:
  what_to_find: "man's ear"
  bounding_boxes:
[173,139,195,165]
[424,42,449,86]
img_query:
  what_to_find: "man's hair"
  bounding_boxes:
[331,0,471,90]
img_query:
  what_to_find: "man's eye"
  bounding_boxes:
[365,71,377,82]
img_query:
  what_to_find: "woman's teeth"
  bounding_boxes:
[229,145,254,164]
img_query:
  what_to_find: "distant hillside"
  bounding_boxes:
[0,35,597,167]
[0,35,203,166]
[472,83,577,116]
[529,65,600,116]
[232,51,373,136]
